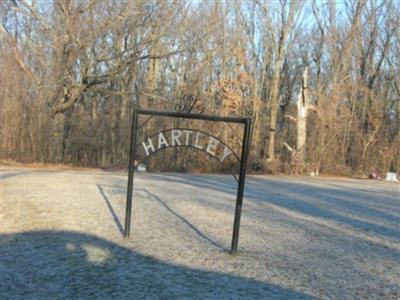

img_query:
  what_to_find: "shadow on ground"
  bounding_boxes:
[147,174,400,241]
[0,231,315,299]
[97,183,228,251]
[0,170,33,180]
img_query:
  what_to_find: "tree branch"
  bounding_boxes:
[283,142,294,152]
[284,114,297,122]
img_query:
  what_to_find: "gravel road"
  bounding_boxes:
[1,167,399,299]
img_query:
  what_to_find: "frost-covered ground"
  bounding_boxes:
[1,167,399,299]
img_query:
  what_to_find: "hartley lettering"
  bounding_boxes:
[141,129,233,162]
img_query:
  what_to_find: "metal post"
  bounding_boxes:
[124,110,138,237]
[230,118,251,254]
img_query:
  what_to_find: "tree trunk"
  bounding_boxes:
[267,1,297,161]
[296,68,310,162]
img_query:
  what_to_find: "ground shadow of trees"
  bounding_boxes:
[145,173,399,242]
[0,169,33,180]
[0,230,315,299]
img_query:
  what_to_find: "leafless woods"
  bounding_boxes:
[1,0,399,176]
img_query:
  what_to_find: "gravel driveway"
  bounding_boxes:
[1,167,399,299]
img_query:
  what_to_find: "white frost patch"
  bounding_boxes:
[65,242,76,251]
[82,243,111,265]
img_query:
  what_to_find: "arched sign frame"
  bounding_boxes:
[125,109,252,254]
[136,127,241,182]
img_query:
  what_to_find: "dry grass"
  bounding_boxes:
[1,166,399,299]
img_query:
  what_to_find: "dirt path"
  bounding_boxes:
[1,167,399,299]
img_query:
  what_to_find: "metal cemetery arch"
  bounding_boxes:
[125,109,252,254]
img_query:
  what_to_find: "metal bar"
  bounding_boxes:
[136,109,247,124]
[137,115,154,130]
[230,118,252,254]
[124,110,138,237]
